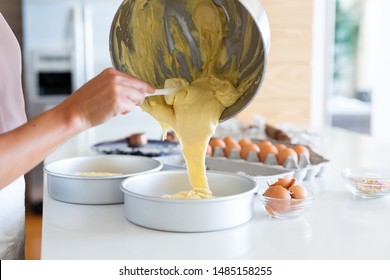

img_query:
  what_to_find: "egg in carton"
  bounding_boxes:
[210,141,329,181]
[263,150,308,182]
[154,149,294,189]
[213,147,302,181]
[261,141,330,181]
[204,154,294,188]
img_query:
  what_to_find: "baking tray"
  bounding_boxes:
[91,138,181,157]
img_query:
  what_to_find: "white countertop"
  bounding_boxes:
[41,126,390,259]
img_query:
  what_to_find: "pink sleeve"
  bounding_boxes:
[0,12,27,134]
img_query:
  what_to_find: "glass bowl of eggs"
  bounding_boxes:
[341,168,390,198]
[257,177,314,218]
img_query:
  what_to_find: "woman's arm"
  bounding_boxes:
[0,68,154,189]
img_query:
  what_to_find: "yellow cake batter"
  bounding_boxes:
[112,0,261,198]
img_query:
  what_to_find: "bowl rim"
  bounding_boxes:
[120,170,258,203]
[257,190,315,203]
[341,167,390,181]
[43,155,163,179]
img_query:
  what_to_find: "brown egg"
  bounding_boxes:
[240,143,260,160]
[224,142,241,157]
[263,185,291,213]
[223,136,237,146]
[289,185,308,199]
[209,137,226,149]
[258,140,273,150]
[276,143,287,152]
[209,138,226,155]
[239,138,252,148]
[223,136,241,157]
[127,133,148,147]
[166,131,178,142]
[206,144,213,157]
[259,144,278,162]
[292,145,310,158]
[277,147,298,165]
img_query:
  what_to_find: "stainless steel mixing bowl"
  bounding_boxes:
[109,0,270,121]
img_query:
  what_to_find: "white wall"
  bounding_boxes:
[318,0,390,141]
[311,0,336,130]
[368,0,390,142]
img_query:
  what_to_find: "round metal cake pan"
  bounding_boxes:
[121,170,258,232]
[44,155,163,205]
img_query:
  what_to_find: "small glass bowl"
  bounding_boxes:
[341,168,390,198]
[257,188,314,219]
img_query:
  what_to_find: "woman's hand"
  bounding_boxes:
[0,68,155,188]
[58,67,155,130]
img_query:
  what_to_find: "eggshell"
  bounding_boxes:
[271,177,296,189]
[240,143,260,160]
[263,185,291,199]
[292,145,310,158]
[277,147,298,165]
[263,185,291,213]
[289,185,308,199]
[259,144,278,162]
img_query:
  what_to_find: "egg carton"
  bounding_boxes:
[210,141,330,182]
[155,154,295,187]
[154,154,187,171]
[204,156,294,187]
